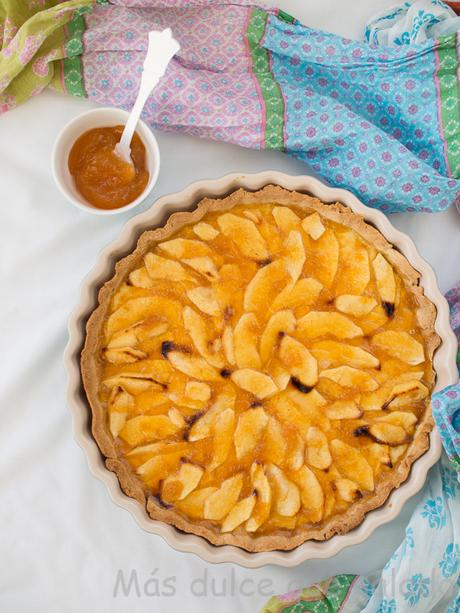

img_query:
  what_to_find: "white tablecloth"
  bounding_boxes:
[1,1,459,611]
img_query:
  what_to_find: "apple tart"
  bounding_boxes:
[82,185,439,551]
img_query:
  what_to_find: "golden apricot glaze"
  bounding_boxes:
[98,203,434,535]
[68,125,149,210]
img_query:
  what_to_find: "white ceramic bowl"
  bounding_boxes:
[52,107,160,215]
[64,171,458,567]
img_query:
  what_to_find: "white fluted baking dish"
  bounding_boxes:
[64,171,458,568]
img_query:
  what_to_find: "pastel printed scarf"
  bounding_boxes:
[2,0,460,213]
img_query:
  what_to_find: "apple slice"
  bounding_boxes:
[234,406,268,460]
[183,257,219,281]
[188,392,235,441]
[306,426,332,469]
[176,487,218,519]
[301,212,325,240]
[279,335,318,389]
[217,213,269,261]
[104,346,147,365]
[106,326,139,350]
[243,209,261,224]
[335,231,370,295]
[107,320,169,350]
[163,347,221,381]
[334,478,360,502]
[161,463,204,503]
[263,417,287,465]
[203,473,243,520]
[304,228,339,288]
[371,331,425,365]
[193,222,219,241]
[183,306,224,368]
[184,381,211,402]
[272,278,323,311]
[187,286,220,316]
[266,464,301,517]
[209,408,235,471]
[385,380,429,408]
[119,415,179,446]
[136,451,183,489]
[292,465,324,521]
[244,259,290,313]
[221,495,256,532]
[260,310,296,364]
[108,387,134,437]
[109,412,127,439]
[283,231,306,282]
[158,238,212,259]
[272,206,301,232]
[367,442,391,471]
[106,296,182,338]
[311,340,379,369]
[233,313,262,369]
[320,366,378,391]
[372,253,396,310]
[286,431,305,471]
[129,266,154,289]
[246,463,272,532]
[144,253,197,284]
[297,311,363,340]
[222,325,236,365]
[375,411,418,430]
[335,294,377,317]
[271,360,291,391]
[215,263,245,316]
[231,369,278,399]
[285,388,329,433]
[330,439,374,491]
[168,408,186,429]
[325,400,363,420]
[103,373,163,395]
[390,444,408,465]
[368,423,410,446]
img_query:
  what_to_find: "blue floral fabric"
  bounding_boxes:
[356,456,460,611]
[262,13,460,213]
[365,0,460,46]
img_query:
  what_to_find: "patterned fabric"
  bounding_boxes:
[365,0,460,46]
[261,283,460,613]
[366,0,460,182]
[0,0,96,109]
[3,0,460,213]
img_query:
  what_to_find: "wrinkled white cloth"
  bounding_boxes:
[365,0,460,45]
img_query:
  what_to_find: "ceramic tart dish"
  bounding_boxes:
[65,172,458,567]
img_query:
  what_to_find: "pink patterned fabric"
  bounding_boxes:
[83,1,265,147]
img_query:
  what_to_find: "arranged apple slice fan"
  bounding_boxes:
[82,187,438,551]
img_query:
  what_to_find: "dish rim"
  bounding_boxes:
[64,171,458,568]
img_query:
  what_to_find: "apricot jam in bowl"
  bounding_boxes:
[52,107,160,215]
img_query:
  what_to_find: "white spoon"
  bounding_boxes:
[115,28,180,165]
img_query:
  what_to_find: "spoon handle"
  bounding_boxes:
[117,28,180,160]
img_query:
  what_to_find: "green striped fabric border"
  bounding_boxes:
[62,6,91,97]
[277,9,296,24]
[260,575,357,612]
[435,33,460,178]
[246,8,285,150]
[62,0,109,98]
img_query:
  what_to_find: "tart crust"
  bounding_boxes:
[81,185,439,552]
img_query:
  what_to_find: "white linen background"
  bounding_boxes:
[1,1,459,612]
